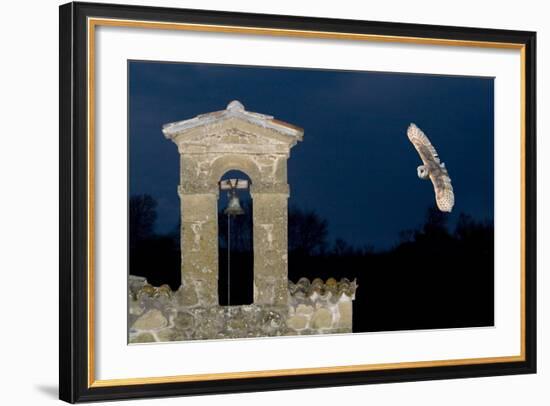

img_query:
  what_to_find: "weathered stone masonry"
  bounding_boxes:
[129,101,357,342]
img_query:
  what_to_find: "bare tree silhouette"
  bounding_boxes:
[129,194,157,249]
[288,206,328,256]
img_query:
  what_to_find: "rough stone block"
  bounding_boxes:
[175,283,199,307]
[295,304,314,316]
[311,308,333,330]
[174,311,195,330]
[132,309,168,330]
[338,301,353,328]
[287,315,308,330]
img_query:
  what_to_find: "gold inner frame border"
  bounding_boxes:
[86,17,527,388]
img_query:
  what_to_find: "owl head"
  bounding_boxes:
[417,165,429,180]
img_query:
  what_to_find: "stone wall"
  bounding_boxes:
[286,277,356,334]
[128,275,357,343]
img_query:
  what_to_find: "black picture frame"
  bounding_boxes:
[59,1,536,403]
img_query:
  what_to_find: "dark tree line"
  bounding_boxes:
[130,194,494,332]
[287,206,494,332]
[129,194,181,288]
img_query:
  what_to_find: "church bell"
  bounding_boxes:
[220,178,248,216]
[224,189,245,216]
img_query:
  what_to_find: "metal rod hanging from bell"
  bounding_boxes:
[219,178,249,305]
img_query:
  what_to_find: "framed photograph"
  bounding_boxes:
[59,1,536,402]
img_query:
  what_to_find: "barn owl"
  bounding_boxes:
[407,123,455,212]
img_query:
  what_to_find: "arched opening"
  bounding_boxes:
[218,170,254,306]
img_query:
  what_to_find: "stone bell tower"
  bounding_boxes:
[128,101,357,343]
[162,101,303,307]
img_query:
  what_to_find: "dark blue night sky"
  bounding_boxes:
[129,61,494,249]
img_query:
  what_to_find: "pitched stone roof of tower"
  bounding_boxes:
[162,100,304,140]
